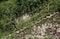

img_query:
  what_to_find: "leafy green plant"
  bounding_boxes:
[45,37,54,39]
[6,36,12,39]
[0,0,59,39]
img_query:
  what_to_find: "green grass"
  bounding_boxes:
[6,36,12,39]
[16,7,53,30]
[1,7,54,39]
[45,36,54,39]
[0,1,56,38]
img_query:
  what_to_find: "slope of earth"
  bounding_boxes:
[10,12,60,39]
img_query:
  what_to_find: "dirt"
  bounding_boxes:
[11,12,60,39]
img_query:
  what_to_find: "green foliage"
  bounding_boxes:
[0,0,60,38]
[0,0,49,32]
[0,0,17,32]
[54,0,60,11]
[0,0,8,2]
[16,0,48,15]
[45,36,54,39]
[6,36,12,39]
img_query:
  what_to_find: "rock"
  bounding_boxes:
[22,14,31,21]
[9,34,11,36]
[16,31,19,34]
[57,28,60,32]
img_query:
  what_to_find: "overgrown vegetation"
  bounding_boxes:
[0,0,60,39]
